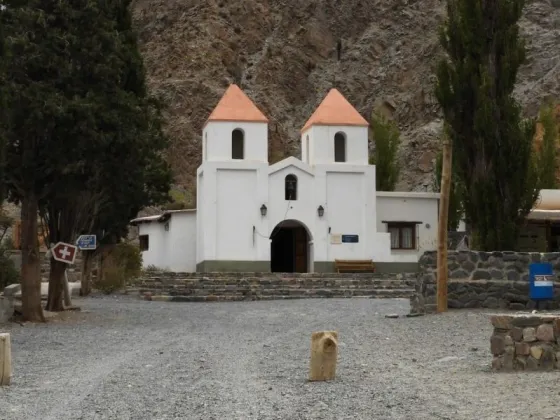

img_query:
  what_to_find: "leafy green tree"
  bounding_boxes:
[2,1,171,313]
[432,146,464,231]
[37,0,171,308]
[535,102,559,189]
[435,0,539,251]
[1,1,84,321]
[369,111,400,191]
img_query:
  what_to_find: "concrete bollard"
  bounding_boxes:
[309,331,338,381]
[0,333,11,386]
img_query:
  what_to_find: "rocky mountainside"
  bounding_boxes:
[135,0,558,196]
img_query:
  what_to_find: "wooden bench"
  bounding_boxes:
[334,259,375,273]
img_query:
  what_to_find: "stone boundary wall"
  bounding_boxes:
[410,251,560,314]
[0,297,13,323]
[490,314,560,371]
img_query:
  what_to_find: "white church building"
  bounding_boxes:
[131,85,442,273]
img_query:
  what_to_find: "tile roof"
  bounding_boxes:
[302,88,369,132]
[206,84,269,125]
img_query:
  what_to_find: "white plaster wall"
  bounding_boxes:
[196,172,204,267]
[266,159,390,265]
[197,161,269,264]
[267,163,317,266]
[166,212,197,272]
[203,121,268,163]
[376,192,440,262]
[301,125,369,165]
[216,168,258,259]
[137,212,197,272]
[138,223,167,269]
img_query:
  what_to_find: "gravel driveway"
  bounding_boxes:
[0,296,559,420]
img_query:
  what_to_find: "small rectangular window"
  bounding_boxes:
[139,235,149,251]
[387,223,416,250]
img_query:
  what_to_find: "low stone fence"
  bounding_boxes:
[0,297,13,324]
[410,251,560,314]
[490,313,560,371]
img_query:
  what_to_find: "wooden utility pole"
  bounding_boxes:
[437,134,452,312]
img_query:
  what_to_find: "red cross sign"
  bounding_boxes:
[52,242,77,264]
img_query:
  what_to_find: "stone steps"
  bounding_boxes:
[132,272,417,302]
[141,272,416,280]
[145,288,414,302]
[138,279,416,289]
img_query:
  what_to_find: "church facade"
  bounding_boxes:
[132,85,442,273]
[196,84,392,272]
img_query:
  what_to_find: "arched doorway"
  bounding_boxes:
[270,220,311,273]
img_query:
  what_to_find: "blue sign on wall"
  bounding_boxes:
[341,235,359,243]
[529,262,554,300]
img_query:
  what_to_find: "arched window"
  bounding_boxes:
[232,129,244,160]
[285,174,297,200]
[334,132,346,162]
[305,135,310,162]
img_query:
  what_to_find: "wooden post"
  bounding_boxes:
[0,333,12,386]
[437,134,452,313]
[63,270,72,308]
[309,331,338,381]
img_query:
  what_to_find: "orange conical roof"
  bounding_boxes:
[205,84,269,125]
[301,88,369,132]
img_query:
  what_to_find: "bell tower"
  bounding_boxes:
[202,84,269,163]
[300,88,369,166]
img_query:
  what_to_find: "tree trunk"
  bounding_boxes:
[437,136,452,313]
[46,259,66,311]
[63,271,72,307]
[80,251,94,296]
[19,194,45,322]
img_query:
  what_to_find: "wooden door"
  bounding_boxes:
[294,227,308,273]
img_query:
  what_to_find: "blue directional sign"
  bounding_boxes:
[76,234,97,250]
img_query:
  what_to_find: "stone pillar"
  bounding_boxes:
[309,331,338,381]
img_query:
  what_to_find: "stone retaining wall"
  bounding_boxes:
[6,250,83,282]
[490,314,560,371]
[410,251,560,314]
[0,297,13,323]
[131,271,418,302]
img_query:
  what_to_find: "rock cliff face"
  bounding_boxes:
[132,0,559,194]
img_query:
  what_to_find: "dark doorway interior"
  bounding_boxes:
[270,222,308,273]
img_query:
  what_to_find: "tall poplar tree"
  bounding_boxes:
[369,111,400,191]
[435,0,539,251]
[536,102,559,189]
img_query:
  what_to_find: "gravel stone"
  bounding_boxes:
[1,296,560,419]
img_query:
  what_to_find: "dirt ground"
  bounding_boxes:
[0,296,558,420]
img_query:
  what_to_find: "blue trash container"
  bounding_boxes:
[529,262,554,300]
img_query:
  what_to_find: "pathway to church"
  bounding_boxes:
[1,296,558,419]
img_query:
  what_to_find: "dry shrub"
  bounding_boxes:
[94,256,126,295]
[93,243,143,294]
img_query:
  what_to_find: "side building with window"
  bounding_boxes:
[131,84,440,274]
[376,191,441,272]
